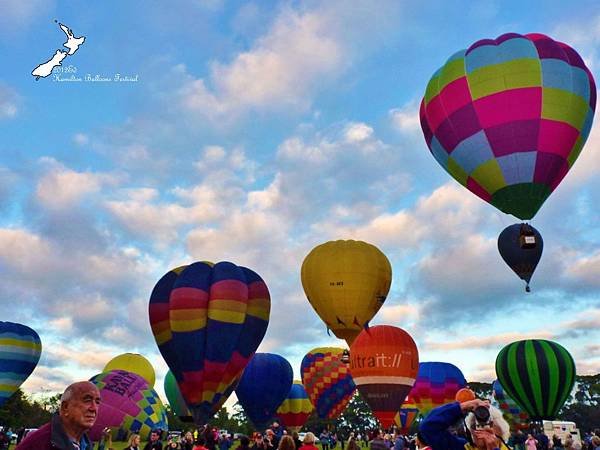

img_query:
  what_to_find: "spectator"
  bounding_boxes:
[144,430,164,450]
[16,381,100,450]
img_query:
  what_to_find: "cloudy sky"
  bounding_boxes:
[1,0,599,407]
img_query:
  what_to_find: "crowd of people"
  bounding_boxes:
[10,381,600,450]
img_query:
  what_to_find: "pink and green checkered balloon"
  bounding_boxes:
[420,33,596,220]
[89,370,168,441]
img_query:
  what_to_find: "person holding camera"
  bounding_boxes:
[419,399,510,450]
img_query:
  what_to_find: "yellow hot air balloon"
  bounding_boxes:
[103,353,156,388]
[301,240,392,345]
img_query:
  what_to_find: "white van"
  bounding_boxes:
[542,420,581,446]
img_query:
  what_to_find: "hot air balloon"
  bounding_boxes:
[492,379,529,430]
[104,353,156,388]
[300,347,356,419]
[148,261,271,425]
[301,240,392,345]
[164,369,192,421]
[495,339,575,420]
[498,223,543,292]
[89,369,168,441]
[420,33,596,222]
[276,380,314,432]
[349,325,419,428]
[394,395,419,435]
[235,353,294,430]
[455,388,476,403]
[411,362,466,417]
[0,322,42,406]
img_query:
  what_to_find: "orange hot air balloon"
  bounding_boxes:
[349,325,419,428]
[455,388,476,403]
[301,240,392,345]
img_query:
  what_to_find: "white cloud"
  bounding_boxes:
[0,82,19,119]
[73,133,89,146]
[0,228,53,273]
[389,100,421,134]
[35,159,120,210]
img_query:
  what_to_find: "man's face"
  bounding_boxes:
[151,432,159,442]
[62,383,101,431]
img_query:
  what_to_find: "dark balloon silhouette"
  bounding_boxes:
[498,223,543,292]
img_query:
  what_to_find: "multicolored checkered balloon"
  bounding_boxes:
[89,369,168,441]
[492,379,529,431]
[420,33,596,220]
[300,347,356,419]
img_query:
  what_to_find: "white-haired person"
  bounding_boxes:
[419,399,511,450]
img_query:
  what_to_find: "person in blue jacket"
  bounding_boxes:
[419,399,511,450]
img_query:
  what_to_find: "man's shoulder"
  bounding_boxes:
[16,422,52,449]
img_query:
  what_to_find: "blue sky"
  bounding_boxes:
[1,0,599,407]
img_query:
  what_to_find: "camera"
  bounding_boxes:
[473,406,492,428]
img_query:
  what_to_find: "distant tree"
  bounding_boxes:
[0,389,52,429]
[230,402,254,436]
[164,405,195,432]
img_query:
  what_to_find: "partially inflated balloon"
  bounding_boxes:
[420,33,596,220]
[236,353,293,429]
[0,322,42,406]
[104,353,156,388]
[498,223,543,292]
[411,362,466,417]
[164,370,192,421]
[495,339,575,420]
[492,379,529,430]
[277,380,314,432]
[349,326,419,428]
[455,388,476,403]
[301,347,356,419]
[148,261,271,425]
[89,370,168,441]
[301,240,392,345]
[394,396,419,435]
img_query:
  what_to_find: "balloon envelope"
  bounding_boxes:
[411,362,466,417]
[301,347,356,419]
[394,395,419,435]
[104,353,156,388]
[301,240,392,345]
[276,380,314,432]
[498,223,543,291]
[164,369,192,421]
[420,33,596,220]
[492,379,529,430]
[89,369,168,441]
[495,339,575,420]
[148,261,271,425]
[0,322,42,406]
[235,353,293,430]
[349,325,419,428]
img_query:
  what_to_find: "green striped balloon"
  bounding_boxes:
[495,339,575,420]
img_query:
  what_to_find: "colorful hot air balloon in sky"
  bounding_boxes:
[148,261,271,425]
[235,353,294,430]
[301,347,356,419]
[498,223,544,292]
[349,325,419,428]
[164,369,192,421]
[495,339,575,420]
[301,240,392,345]
[492,379,529,430]
[420,33,596,221]
[0,322,42,406]
[411,362,466,417]
[89,369,168,442]
[277,380,314,432]
[104,353,156,388]
[394,395,419,435]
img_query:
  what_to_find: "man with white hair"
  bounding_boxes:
[17,381,101,450]
[419,399,511,450]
